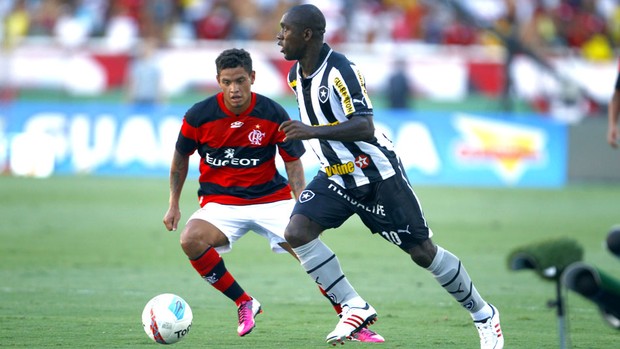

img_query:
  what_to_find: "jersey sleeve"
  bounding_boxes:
[331,62,373,118]
[271,100,305,161]
[175,108,199,156]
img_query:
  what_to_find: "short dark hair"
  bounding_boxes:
[287,4,326,39]
[215,48,253,75]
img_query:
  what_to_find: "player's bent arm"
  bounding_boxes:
[280,115,374,142]
[284,159,306,200]
[168,150,190,205]
[164,150,190,231]
[314,115,374,142]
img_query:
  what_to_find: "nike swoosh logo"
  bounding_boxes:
[348,303,370,311]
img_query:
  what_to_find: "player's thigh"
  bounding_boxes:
[250,200,295,253]
[361,175,431,250]
[251,199,295,239]
[291,175,354,230]
[182,218,229,248]
[186,203,251,253]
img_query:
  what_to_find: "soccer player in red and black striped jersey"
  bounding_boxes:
[163,48,383,341]
[162,48,308,337]
[607,58,620,148]
[277,4,503,348]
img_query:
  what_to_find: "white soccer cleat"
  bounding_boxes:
[474,304,504,349]
[326,303,377,346]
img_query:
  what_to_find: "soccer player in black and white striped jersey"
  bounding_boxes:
[277,4,503,348]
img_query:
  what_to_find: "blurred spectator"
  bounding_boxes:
[125,38,163,106]
[103,0,139,52]
[141,0,174,42]
[384,57,413,110]
[195,2,233,40]
[0,0,619,58]
[29,0,63,37]
[1,0,617,72]
[54,2,91,50]
[3,0,30,49]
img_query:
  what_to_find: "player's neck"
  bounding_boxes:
[299,44,323,78]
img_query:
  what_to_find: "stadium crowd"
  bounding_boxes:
[1,0,619,60]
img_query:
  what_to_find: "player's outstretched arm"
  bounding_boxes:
[163,150,190,231]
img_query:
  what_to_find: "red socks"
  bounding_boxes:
[190,247,251,306]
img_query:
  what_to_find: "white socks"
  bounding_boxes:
[293,238,360,306]
[427,245,492,320]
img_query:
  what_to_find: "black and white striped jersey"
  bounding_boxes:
[287,43,399,189]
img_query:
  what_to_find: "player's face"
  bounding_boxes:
[217,66,255,114]
[277,13,305,61]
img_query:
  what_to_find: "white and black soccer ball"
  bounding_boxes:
[141,293,193,344]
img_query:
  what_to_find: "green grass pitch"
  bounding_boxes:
[1,176,619,348]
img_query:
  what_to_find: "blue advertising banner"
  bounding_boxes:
[373,110,567,187]
[0,102,566,187]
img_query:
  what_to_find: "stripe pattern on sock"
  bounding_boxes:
[190,247,250,305]
[293,238,359,305]
[427,246,486,313]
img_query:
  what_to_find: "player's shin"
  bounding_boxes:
[292,238,359,306]
[190,247,251,305]
[426,245,488,315]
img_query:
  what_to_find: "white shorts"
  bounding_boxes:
[187,199,295,254]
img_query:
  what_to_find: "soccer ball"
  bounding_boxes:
[141,293,193,344]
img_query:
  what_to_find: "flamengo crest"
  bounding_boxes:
[248,128,265,145]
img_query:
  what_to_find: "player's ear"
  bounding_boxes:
[303,28,313,41]
[250,71,256,84]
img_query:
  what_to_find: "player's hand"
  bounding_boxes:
[279,120,312,141]
[608,127,618,149]
[163,207,181,231]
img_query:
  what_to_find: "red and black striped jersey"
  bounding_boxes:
[176,92,305,206]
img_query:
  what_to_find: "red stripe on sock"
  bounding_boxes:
[318,286,343,314]
[234,292,252,306]
[190,248,221,276]
[213,272,235,292]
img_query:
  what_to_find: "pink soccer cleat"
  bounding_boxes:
[350,327,385,343]
[237,298,262,337]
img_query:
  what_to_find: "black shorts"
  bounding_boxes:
[292,172,431,251]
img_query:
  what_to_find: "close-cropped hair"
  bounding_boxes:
[215,48,253,74]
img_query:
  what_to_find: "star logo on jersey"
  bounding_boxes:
[318,85,329,103]
[224,148,235,158]
[299,190,315,203]
[248,128,265,145]
[230,121,244,128]
[354,154,370,169]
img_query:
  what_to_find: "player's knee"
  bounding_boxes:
[179,228,202,256]
[283,214,317,247]
[408,239,437,268]
[283,225,304,247]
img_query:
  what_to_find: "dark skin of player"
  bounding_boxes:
[276,5,437,268]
